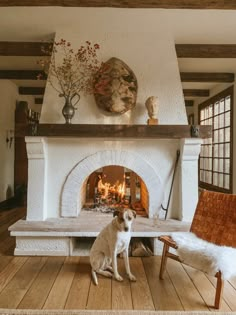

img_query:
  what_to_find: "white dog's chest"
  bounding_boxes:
[116,232,131,253]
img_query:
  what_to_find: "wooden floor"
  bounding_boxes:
[1,207,236,311]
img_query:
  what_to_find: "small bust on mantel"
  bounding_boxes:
[145,96,159,125]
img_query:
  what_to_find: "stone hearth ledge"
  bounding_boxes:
[9,212,190,256]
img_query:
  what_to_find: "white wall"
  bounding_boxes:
[40,10,187,125]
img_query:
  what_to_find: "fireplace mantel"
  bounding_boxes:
[16,124,212,139]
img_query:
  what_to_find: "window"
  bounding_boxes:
[198,86,233,193]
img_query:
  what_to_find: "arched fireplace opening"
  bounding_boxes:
[61,150,163,219]
[82,165,149,217]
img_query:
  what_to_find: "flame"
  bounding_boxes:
[97,177,126,200]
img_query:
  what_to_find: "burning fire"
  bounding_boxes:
[97,176,126,201]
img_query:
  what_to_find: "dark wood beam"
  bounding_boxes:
[176,44,236,58]
[183,89,210,97]
[19,87,45,95]
[35,98,44,105]
[0,0,236,9]
[180,72,235,83]
[185,100,194,107]
[15,124,212,139]
[0,70,47,80]
[0,42,51,56]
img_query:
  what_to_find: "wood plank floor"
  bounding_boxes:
[1,207,236,311]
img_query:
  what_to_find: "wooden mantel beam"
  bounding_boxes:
[176,44,236,58]
[180,72,235,83]
[0,0,236,9]
[15,124,212,139]
[0,42,51,56]
[0,70,47,80]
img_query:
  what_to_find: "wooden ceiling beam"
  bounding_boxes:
[180,72,235,82]
[183,89,209,97]
[19,87,45,95]
[0,0,236,9]
[0,42,51,56]
[0,70,47,80]
[176,44,236,58]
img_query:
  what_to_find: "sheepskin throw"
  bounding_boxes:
[171,232,236,280]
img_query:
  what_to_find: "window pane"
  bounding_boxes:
[219,114,224,128]
[213,172,218,185]
[208,144,212,157]
[214,130,218,143]
[225,159,230,173]
[219,158,224,171]
[204,158,209,170]
[225,111,230,127]
[200,110,204,121]
[205,171,211,184]
[224,175,230,189]
[219,99,224,113]
[208,158,212,171]
[225,96,231,111]
[200,170,204,181]
[219,173,224,187]
[225,143,230,158]
[214,144,219,157]
[214,115,218,129]
[213,159,218,171]
[225,127,230,141]
[209,104,213,117]
[219,129,224,143]
[219,144,224,157]
[215,102,219,115]
[200,158,204,169]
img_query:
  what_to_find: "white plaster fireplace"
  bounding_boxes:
[9,133,202,256]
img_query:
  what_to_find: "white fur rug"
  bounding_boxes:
[171,232,236,280]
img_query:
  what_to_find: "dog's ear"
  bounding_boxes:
[132,210,136,218]
[113,209,120,217]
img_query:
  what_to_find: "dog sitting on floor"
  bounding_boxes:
[90,207,137,285]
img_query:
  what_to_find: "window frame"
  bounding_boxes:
[198,86,234,193]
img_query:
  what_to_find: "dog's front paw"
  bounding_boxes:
[114,274,123,282]
[128,274,136,282]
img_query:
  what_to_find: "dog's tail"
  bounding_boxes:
[91,269,98,285]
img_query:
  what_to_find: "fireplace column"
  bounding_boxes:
[179,138,202,221]
[26,137,47,220]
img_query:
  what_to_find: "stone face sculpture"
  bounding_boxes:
[94,57,138,114]
[145,96,159,119]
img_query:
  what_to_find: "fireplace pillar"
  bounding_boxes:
[180,138,202,221]
[26,137,47,221]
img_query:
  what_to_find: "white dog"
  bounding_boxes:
[90,208,136,285]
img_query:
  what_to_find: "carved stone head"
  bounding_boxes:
[145,96,159,119]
